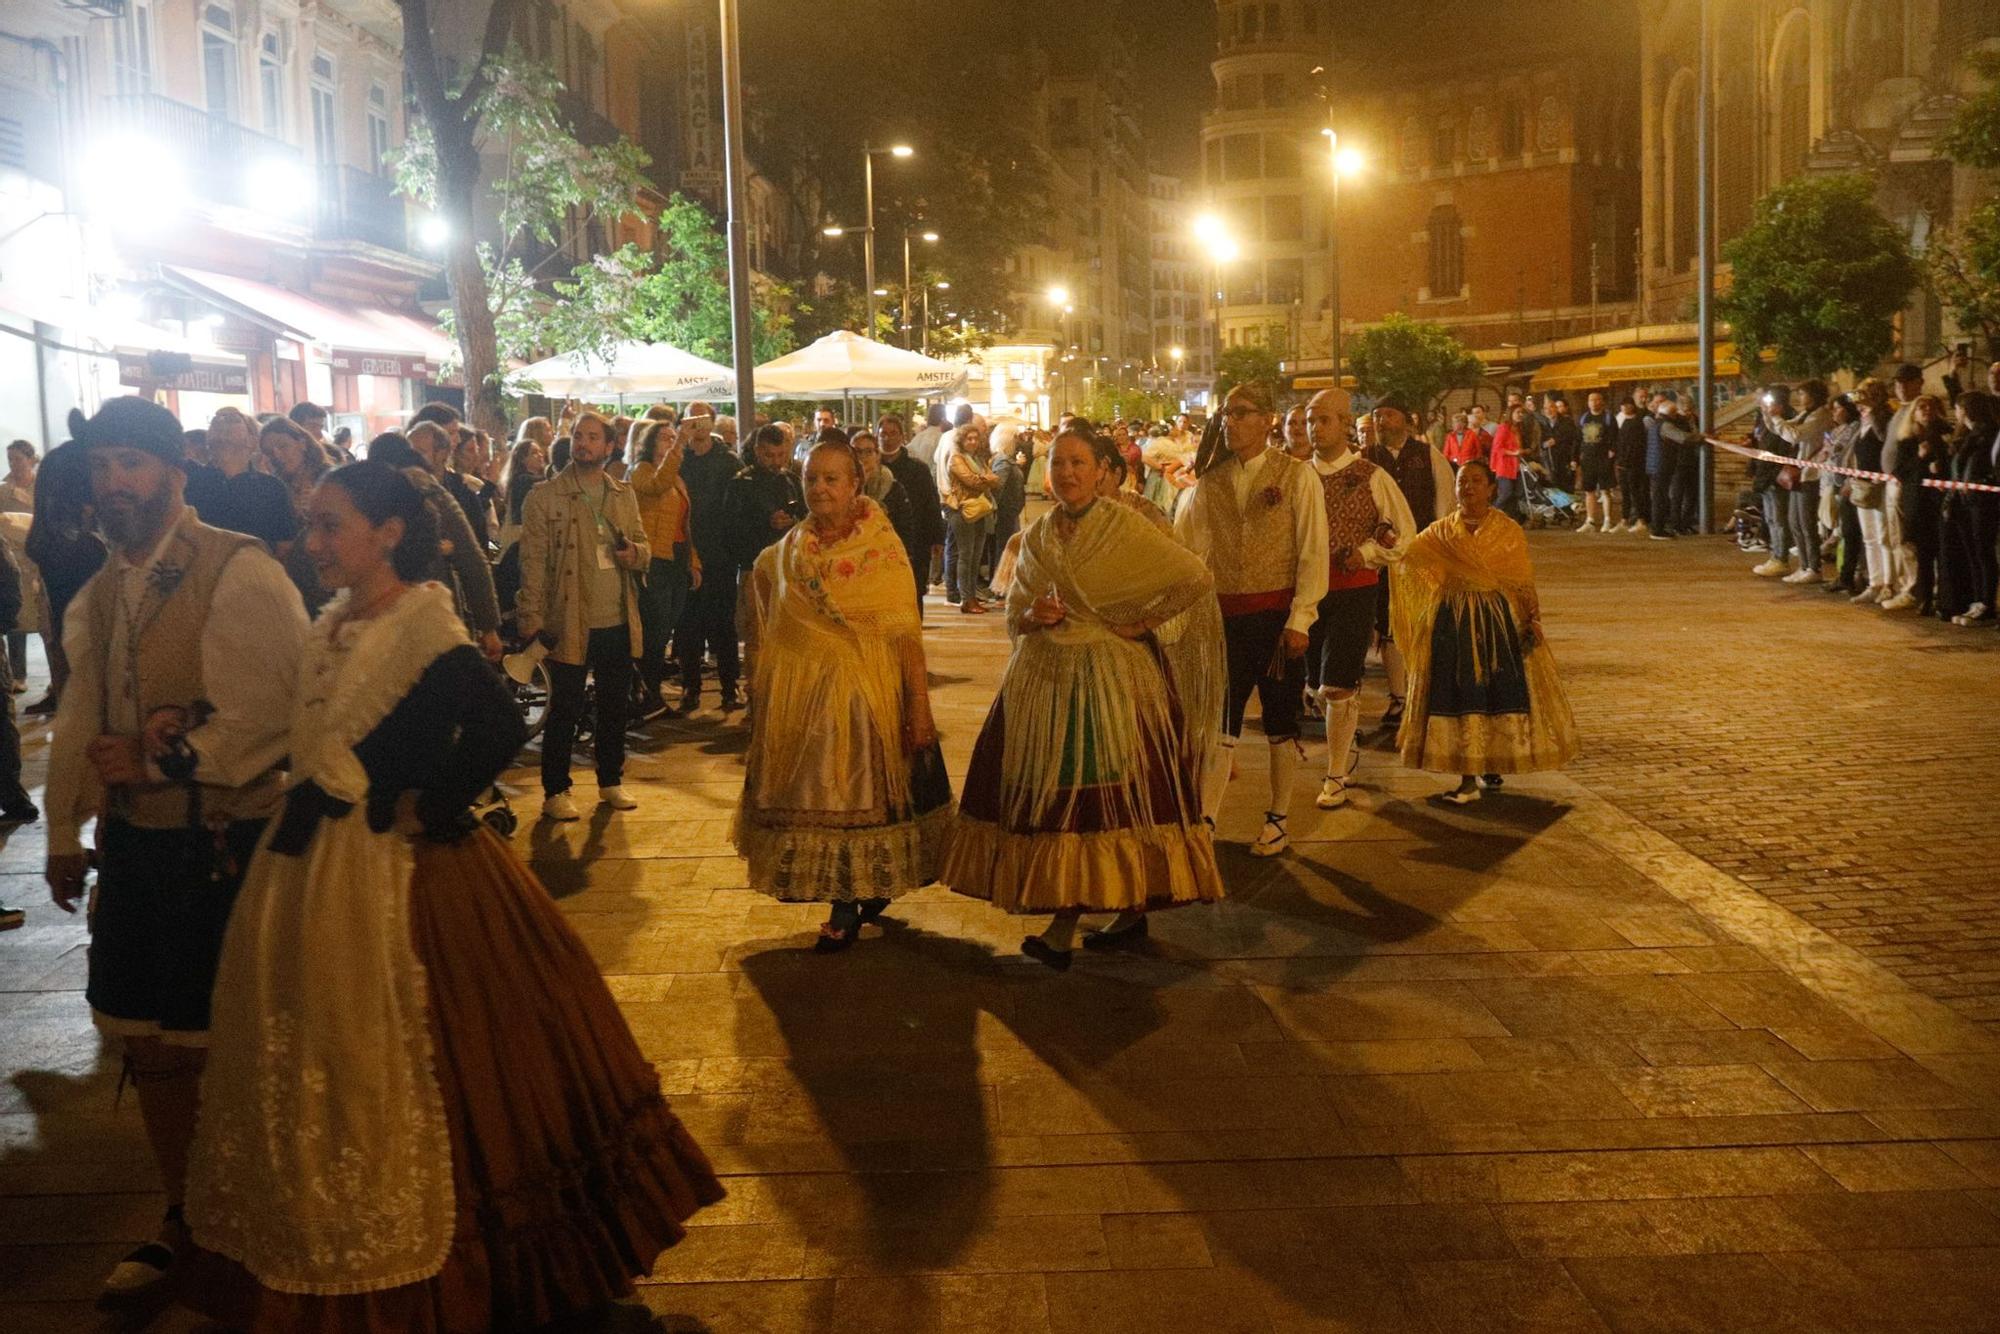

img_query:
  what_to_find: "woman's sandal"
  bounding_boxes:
[1021,936,1073,971]
[856,898,891,926]
[1082,916,1149,951]
[813,921,860,954]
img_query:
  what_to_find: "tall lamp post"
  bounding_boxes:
[1695,0,1715,532]
[822,142,913,339]
[1321,127,1364,386]
[901,228,939,347]
[717,0,756,414]
[1193,214,1239,401]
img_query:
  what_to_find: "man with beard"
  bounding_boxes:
[877,412,944,602]
[44,396,307,1308]
[1362,394,1455,732]
[1304,389,1415,810]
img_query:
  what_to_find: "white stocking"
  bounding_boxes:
[1322,693,1362,780]
[1380,638,1407,705]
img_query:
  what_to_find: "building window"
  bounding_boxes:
[1467,105,1491,160]
[1432,116,1456,167]
[259,32,284,137]
[1536,95,1562,152]
[1261,73,1287,107]
[310,52,338,165]
[1666,72,1697,269]
[1267,257,1303,303]
[113,0,155,95]
[1427,204,1463,297]
[1222,133,1260,182]
[1771,14,1811,181]
[1400,117,1423,173]
[1500,101,1525,157]
[575,30,599,110]
[1266,194,1303,241]
[200,4,238,118]
[1263,134,1299,179]
[367,84,391,171]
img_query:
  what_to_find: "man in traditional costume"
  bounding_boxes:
[1175,381,1328,857]
[946,428,1225,968]
[1391,459,1579,803]
[1304,389,1416,811]
[1362,394,1456,733]
[43,396,309,1308]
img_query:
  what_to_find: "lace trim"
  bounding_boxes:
[736,802,954,902]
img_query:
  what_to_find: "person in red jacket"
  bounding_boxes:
[1443,411,1484,468]
[1490,406,1528,517]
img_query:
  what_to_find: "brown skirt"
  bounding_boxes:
[190,827,724,1333]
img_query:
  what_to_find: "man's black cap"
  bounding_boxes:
[68,396,186,468]
[1374,392,1415,419]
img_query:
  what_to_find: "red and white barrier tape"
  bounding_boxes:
[1704,435,2000,495]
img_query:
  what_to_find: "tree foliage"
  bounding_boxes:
[1716,173,1919,378]
[1348,314,1483,420]
[623,196,794,364]
[384,56,648,392]
[1215,326,1287,394]
[1927,203,2000,360]
[1939,51,2000,169]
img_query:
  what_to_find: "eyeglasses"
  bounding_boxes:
[1223,406,1268,420]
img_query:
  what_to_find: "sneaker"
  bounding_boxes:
[1952,602,1993,625]
[1316,776,1349,810]
[1649,531,1675,541]
[1627,520,1648,535]
[598,785,639,811]
[1752,558,1790,577]
[1441,780,1481,805]
[1741,539,1768,552]
[1574,520,1597,533]
[1782,568,1821,585]
[1881,591,1917,611]
[1850,585,1883,604]
[1249,812,1289,857]
[541,792,581,822]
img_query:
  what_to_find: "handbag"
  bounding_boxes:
[959,493,996,522]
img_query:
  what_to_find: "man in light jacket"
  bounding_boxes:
[518,409,650,821]
[1760,379,1835,584]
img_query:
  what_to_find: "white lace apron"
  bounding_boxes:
[186,584,471,1295]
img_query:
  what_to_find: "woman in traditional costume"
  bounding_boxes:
[1390,458,1579,804]
[183,461,721,1332]
[944,429,1226,971]
[736,440,954,953]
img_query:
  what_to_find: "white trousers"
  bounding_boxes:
[1855,505,1888,589]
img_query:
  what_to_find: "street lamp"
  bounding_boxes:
[902,227,940,348]
[863,142,913,338]
[1193,213,1239,392]
[1322,128,1365,386]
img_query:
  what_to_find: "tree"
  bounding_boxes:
[621,195,794,365]
[1215,326,1287,393]
[1928,53,2000,358]
[392,0,649,430]
[1347,314,1483,422]
[1716,173,1919,378]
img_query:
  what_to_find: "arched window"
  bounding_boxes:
[1400,116,1423,172]
[1770,11,1812,183]
[1432,116,1456,168]
[1468,105,1492,160]
[1536,95,1562,152]
[1428,204,1463,298]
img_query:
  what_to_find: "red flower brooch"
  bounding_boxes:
[1259,485,1284,508]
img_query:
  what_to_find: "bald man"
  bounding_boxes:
[1304,390,1415,809]
[1362,395,1455,731]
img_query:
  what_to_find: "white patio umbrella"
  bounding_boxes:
[752,330,968,400]
[513,340,738,401]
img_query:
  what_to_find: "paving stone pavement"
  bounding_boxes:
[2,531,1999,1332]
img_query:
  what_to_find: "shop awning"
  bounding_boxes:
[1530,341,1746,392]
[162,266,454,379]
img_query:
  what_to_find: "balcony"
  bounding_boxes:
[557,90,623,150]
[317,164,408,252]
[99,93,303,212]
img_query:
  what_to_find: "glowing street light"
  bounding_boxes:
[901,226,942,347]
[418,214,451,248]
[1046,284,1069,306]
[1192,213,1238,372]
[1322,128,1367,380]
[821,224,847,238]
[889,143,915,158]
[84,134,189,223]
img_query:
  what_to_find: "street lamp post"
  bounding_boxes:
[864,142,912,340]
[921,279,949,355]
[1193,214,1238,400]
[1322,128,1364,388]
[718,0,756,414]
[902,228,939,348]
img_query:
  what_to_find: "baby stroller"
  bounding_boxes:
[1517,461,1577,530]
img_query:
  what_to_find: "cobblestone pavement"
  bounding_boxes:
[3,535,2000,1332]
[1542,531,2000,1032]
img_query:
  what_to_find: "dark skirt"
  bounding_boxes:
[1425,590,1531,720]
[190,828,724,1333]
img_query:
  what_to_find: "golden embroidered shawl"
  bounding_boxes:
[998,499,1222,828]
[1389,509,1579,774]
[740,499,922,825]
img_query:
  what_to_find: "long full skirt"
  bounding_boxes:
[1398,589,1579,776]
[189,827,723,1333]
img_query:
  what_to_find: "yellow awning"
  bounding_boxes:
[1530,341,1744,392]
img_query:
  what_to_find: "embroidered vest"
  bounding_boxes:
[1368,439,1439,529]
[1320,457,1385,591]
[81,518,281,830]
[1204,450,1305,601]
